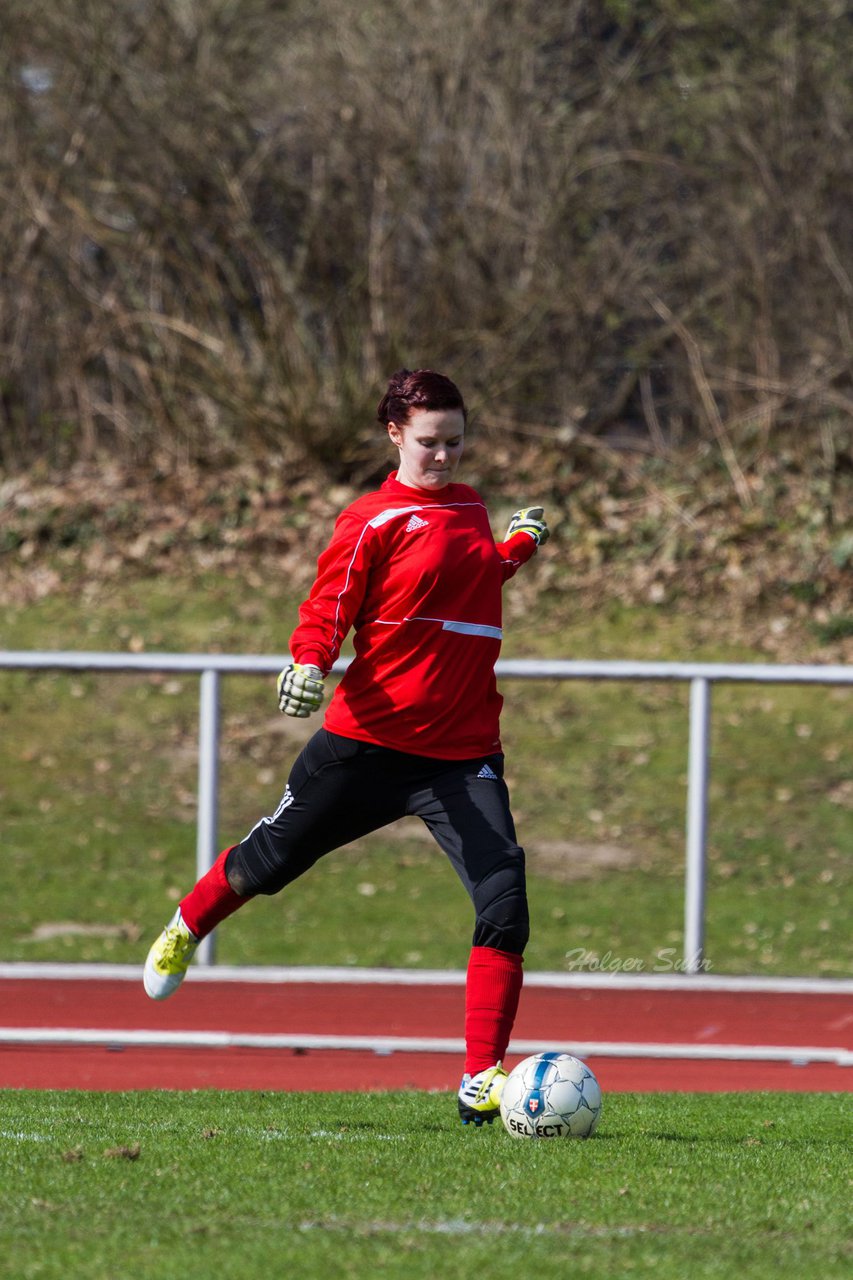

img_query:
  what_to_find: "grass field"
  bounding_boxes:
[0,1090,849,1279]
[1,572,850,978]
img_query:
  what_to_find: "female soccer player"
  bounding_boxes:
[143,368,549,1126]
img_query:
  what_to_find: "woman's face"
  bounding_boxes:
[388,407,465,490]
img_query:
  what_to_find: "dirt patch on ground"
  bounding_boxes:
[350,818,648,883]
[18,922,142,943]
[526,840,649,882]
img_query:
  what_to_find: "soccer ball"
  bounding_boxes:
[500,1052,603,1139]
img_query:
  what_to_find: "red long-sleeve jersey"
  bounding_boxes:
[289,472,537,759]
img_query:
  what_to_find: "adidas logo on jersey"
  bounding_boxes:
[476,763,499,780]
[405,514,429,533]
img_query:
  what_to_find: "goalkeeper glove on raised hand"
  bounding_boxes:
[277,663,326,718]
[505,506,550,547]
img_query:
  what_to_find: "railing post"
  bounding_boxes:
[684,676,711,973]
[195,668,220,966]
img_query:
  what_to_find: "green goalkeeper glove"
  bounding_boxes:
[277,663,326,718]
[505,506,550,546]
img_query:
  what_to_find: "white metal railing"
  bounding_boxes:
[1,651,850,972]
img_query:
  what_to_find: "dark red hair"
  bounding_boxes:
[376,368,467,427]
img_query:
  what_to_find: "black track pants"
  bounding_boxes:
[228,729,529,954]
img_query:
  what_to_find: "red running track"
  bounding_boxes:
[0,973,850,1092]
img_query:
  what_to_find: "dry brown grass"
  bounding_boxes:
[1,1,851,482]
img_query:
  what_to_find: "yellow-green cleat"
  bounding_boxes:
[458,1064,508,1127]
[143,909,199,1000]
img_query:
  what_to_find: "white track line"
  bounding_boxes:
[1,962,851,995]
[0,1027,849,1065]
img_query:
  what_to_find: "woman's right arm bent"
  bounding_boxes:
[288,510,374,674]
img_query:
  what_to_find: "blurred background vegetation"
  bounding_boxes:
[0,1,850,973]
[2,0,851,647]
[1,0,851,474]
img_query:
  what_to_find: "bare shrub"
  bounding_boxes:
[1,0,851,479]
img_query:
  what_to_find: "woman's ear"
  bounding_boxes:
[387,421,403,449]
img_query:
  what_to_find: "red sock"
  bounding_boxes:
[179,847,249,940]
[464,945,524,1075]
